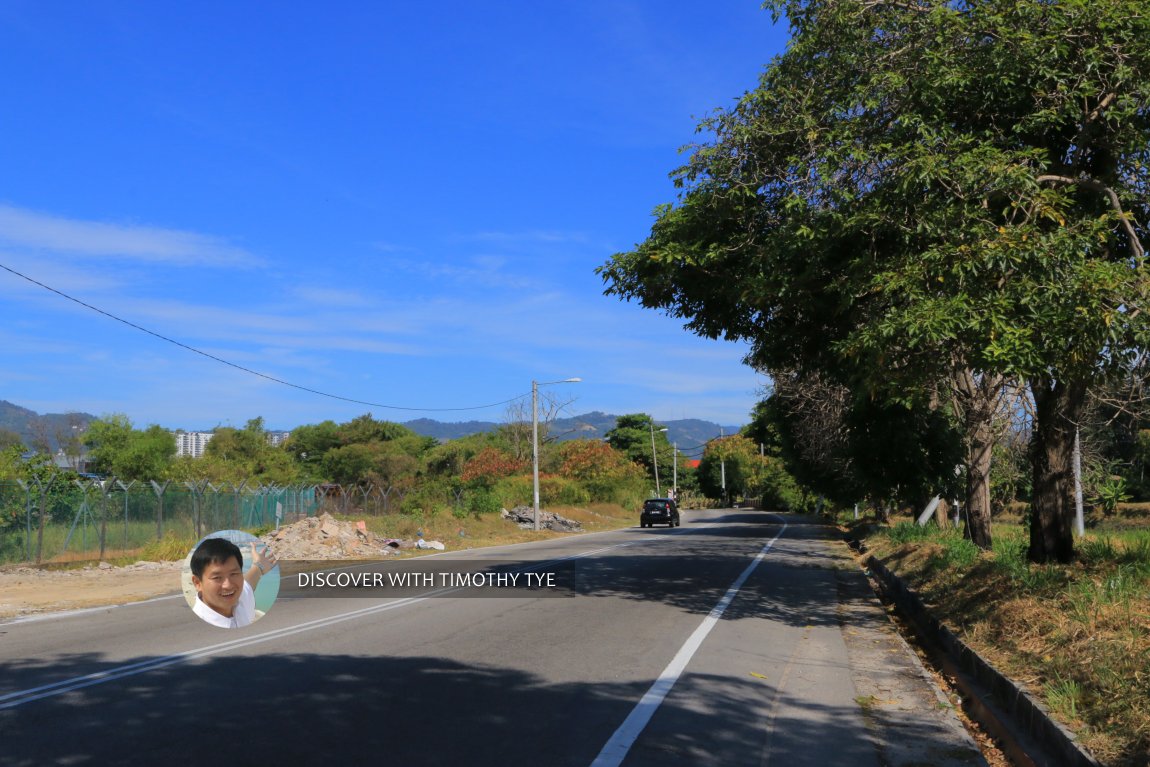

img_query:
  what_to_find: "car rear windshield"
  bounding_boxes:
[644,501,667,511]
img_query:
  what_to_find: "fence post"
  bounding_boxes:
[117,480,136,550]
[98,479,113,560]
[205,483,218,533]
[185,481,206,538]
[15,479,31,562]
[150,480,170,540]
[32,475,55,565]
[264,484,278,527]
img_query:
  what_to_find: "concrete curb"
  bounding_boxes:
[865,555,1102,767]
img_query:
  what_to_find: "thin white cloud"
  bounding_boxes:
[0,204,264,268]
[371,241,417,253]
[117,298,424,356]
[287,285,375,308]
[461,230,591,245]
[387,255,538,291]
[0,250,127,296]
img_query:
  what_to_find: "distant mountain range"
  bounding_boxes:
[402,411,742,450]
[0,400,741,453]
[0,400,96,451]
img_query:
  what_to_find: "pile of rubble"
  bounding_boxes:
[501,506,583,533]
[260,513,441,559]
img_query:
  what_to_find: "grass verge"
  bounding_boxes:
[856,516,1150,767]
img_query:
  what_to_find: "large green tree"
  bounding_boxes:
[284,414,433,485]
[84,414,176,481]
[600,0,1150,562]
[199,418,298,484]
[604,414,677,493]
[0,428,22,452]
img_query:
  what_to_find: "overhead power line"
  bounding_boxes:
[0,261,526,413]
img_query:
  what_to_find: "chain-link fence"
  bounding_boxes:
[0,473,596,565]
[0,479,322,565]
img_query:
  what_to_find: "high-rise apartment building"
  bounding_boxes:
[173,431,214,458]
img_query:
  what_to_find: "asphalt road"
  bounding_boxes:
[0,510,985,767]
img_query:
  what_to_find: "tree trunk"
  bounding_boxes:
[1029,378,1086,564]
[965,413,995,549]
[952,367,1001,550]
[934,498,950,529]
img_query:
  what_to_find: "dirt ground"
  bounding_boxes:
[0,561,184,621]
[0,513,435,621]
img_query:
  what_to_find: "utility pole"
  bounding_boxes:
[720,427,727,506]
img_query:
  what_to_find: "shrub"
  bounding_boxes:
[466,489,502,517]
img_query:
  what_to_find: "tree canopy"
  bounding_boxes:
[604,413,676,488]
[84,414,176,481]
[599,0,1150,561]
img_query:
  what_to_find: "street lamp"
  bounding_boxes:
[533,377,582,531]
[649,422,668,496]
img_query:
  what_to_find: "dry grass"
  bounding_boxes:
[347,503,637,552]
[862,520,1150,767]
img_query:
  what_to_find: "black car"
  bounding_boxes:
[640,498,680,528]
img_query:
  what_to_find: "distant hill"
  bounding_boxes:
[402,411,742,449]
[0,400,743,453]
[0,400,97,451]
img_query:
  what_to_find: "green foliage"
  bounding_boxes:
[990,435,1030,510]
[991,529,1068,591]
[758,390,864,506]
[282,414,433,486]
[485,474,591,509]
[881,522,980,569]
[604,414,674,482]
[845,397,965,506]
[85,415,176,481]
[399,482,449,518]
[1089,473,1131,516]
[492,475,533,510]
[600,0,1150,562]
[540,476,590,506]
[693,433,801,509]
[1046,676,1084,723]
[0,445,31,480]
[467,489,503,517]
[322,443,381,485]
[284,420,341,475]
[881,522,938,546]
[186,418,301,485]
[0,428,24,451]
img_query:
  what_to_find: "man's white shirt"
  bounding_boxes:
[193,580,256,628]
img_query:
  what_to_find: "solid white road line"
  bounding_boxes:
[589,517,788,767]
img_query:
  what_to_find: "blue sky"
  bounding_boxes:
[0,2,789,432]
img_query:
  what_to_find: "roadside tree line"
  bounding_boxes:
[2,410,806,530]
[599,0,1150,562]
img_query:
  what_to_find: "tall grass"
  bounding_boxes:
[879,522,981,569]
[866,514,1150,763]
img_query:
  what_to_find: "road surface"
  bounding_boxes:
[0,510,984,766]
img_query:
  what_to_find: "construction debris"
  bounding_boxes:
[260,513,437,559]
[500,506,583,532]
